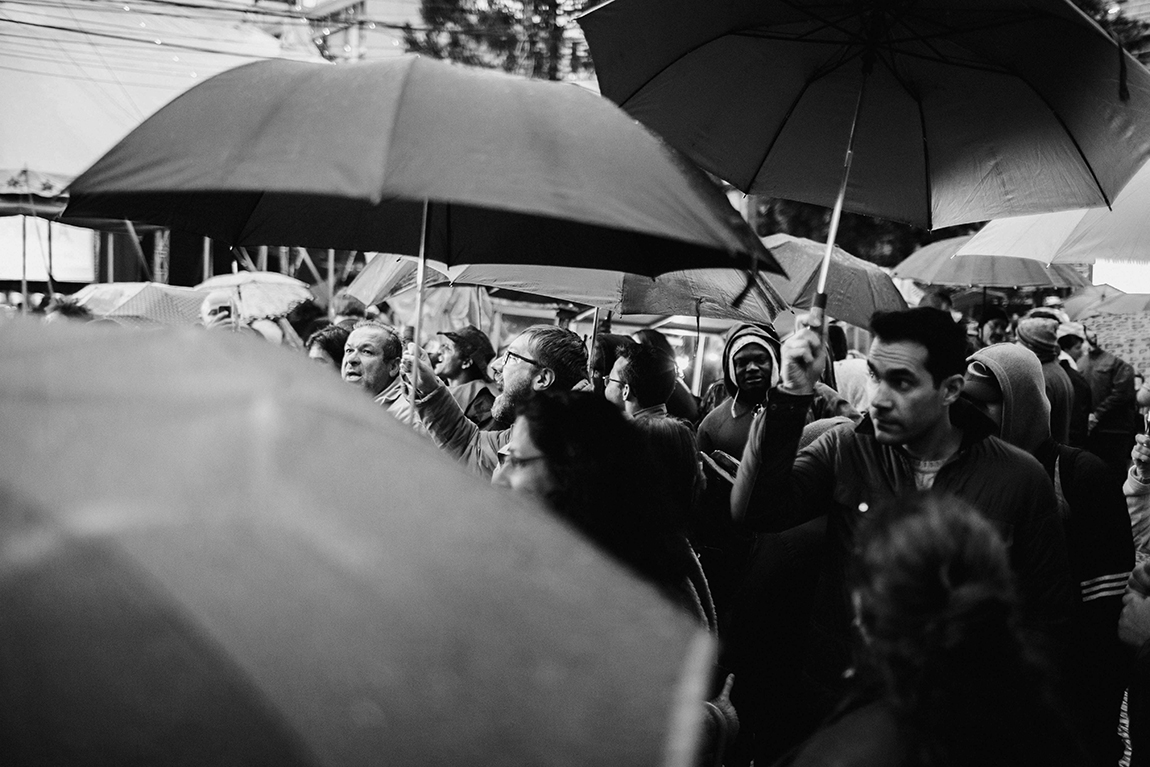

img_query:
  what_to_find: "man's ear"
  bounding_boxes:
[622,383,633,402]
[940,373,965,406]
[533,367,556,390]
[461,359,472,369]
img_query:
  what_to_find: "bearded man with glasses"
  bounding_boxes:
[403,325,587,478]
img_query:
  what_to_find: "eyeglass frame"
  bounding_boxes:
[500,348,543,368]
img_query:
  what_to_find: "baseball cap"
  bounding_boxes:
[439,326,496,369]
[1056,321,1085,343]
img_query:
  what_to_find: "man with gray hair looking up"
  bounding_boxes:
[342,320,418,429]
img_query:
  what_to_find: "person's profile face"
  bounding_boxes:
[491,418,554,499]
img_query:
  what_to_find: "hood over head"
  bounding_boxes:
[964,342,1050,455]
[721,322,781,397]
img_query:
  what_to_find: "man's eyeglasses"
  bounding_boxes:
[603,376,624,387]
[501,349,542,367]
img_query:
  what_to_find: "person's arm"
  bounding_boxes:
[404,345,503,476]
[731,325,832,530]
[811,381,862,425]
[1127,434,1150,561]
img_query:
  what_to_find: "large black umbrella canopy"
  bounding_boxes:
[0,319,714,766]
[63,55,782,278]
[577,0,1150,231]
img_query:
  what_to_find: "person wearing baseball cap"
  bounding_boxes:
[436,325,500,430]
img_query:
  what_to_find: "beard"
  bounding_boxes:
[491,374,532,423]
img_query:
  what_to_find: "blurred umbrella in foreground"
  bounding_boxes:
[0,318,713,766]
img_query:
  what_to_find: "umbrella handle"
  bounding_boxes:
[808,292,828,332]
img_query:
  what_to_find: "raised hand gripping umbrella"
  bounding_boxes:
[0,318,714,766]
[578,0,1150,326]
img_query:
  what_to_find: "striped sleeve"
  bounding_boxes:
[1080,572,1130,603]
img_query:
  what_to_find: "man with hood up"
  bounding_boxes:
[1016,311,1074,446]
[698,323,858,460]
[964,342,1135,767]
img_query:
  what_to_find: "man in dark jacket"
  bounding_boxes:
[435,325,500,430]
[964,342,1134,767]
[1077,329,1141,481]
[731,307,1077,752]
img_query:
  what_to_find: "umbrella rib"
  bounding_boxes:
[744,47,867,193]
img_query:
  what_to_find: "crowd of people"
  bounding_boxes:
[22,283,1150,767]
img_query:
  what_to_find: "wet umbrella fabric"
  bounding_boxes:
[0,319,713,766]
[893,235,1090,289]
[760,233,906,327]
[578,0,1150,230]
[63,56,781,279]
[349,254,787,323]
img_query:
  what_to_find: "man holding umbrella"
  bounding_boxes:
[730,308,1076,752]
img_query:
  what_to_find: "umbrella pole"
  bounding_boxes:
[811,71,869,331]
[588,307,601,381]
[410,199,430,413]
[21,215,28,315]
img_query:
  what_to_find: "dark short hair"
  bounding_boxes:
[332,292,366,319]
[515,391,685,592]
[520,325,588,391]
[617,341,677,408]
[869,308,967,386]
[350,319,402,360]
[306,323,350,365]
[48,296,93,320]
[589,334,633,379]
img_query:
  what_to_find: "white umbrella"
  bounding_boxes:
[956,160,1150,264]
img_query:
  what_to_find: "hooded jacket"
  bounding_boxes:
[698,323,857,457]
[968,343,1134,766]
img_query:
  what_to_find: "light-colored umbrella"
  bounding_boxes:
[196,271,314,322]
[1064,283,1126,320]
[893,236,1090,289]
[578,0,1150,323]
[760,234,906,328]
[73,282,210,327]
[0,317,714,765]
[956,159,1150,264]
[348,254,787,323]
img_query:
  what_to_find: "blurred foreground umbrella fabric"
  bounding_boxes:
[64,56,781,278]
[578,0,1150,230]
[197,271,315,322]
[0,319,713,766]
[893,236,1090,289]
[1064,284,1125,320]
[761,234,906,327]
[350,254,787,323]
